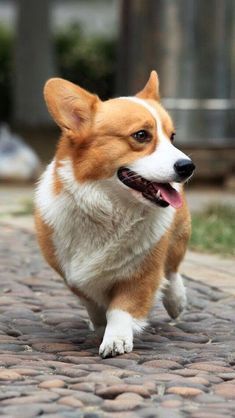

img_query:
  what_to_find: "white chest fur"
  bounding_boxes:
[35,160,175,307]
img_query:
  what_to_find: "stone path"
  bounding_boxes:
[182,251,235,296]
[0,224,235,418]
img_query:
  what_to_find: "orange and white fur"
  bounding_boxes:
[35,71,195,358]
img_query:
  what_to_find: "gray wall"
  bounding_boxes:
[117,0,235,147]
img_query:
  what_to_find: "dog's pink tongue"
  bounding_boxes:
[156,183,183,209]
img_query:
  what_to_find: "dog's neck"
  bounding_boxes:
[56,158,153,222]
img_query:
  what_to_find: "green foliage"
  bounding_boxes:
[190,204,235,256]
[0,23,117,121]
[12,198,34,217]
[0,26,13,122]
[54,24,117,99]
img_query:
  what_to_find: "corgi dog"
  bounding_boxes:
[35,71,195,358]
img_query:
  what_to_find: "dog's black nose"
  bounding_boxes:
[174,159,195,180]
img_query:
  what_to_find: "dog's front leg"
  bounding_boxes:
[99,267,162,358]
[99,309,139,358]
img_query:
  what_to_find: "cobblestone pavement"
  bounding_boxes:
[0,224,235,418]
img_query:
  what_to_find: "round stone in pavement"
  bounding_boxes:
[102,393,143,412]
[166,386,203,397]
[214,382,235,399]
[0,369,23,381]
[39,379,66,389]
[1,404,44,418]
[96,384,150,398]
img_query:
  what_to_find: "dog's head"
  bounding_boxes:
[44,71,195,209]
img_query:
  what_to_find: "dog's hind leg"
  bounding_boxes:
[163,272,187,319]
[82,299,107,337]
[163,205,191,319]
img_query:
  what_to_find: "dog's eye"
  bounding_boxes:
[170,132,176,142]
[132,130,151,143]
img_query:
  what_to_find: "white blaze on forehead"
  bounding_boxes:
[118,96,191,183]
[119,96,173,146]
[119,96,158,118]
[119,96,161,135]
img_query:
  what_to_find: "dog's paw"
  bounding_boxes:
[163,291,187,319]
[163,273,187,319]
[99,335,133,358]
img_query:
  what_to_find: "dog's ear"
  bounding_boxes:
[44,78,100,132]
[136,71,160,101]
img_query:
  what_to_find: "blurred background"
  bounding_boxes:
[0,0,235,256]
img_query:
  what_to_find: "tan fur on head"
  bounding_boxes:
[43,73,176,184]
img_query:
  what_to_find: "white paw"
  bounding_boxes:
[99,334,133,358]
[163,273,187,319]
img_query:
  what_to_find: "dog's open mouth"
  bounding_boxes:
[117,167,182,208]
